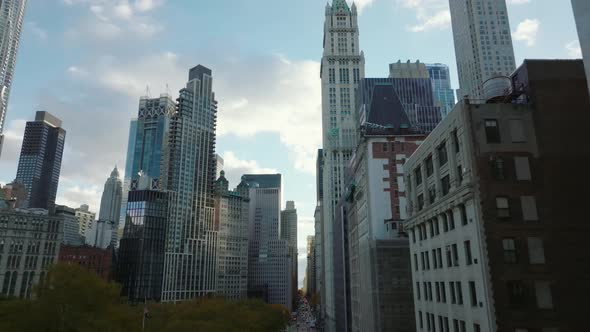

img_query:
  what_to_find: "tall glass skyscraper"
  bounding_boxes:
[0,0,27,158]
[98,166,122,246]
[426,63,456,118]
[161,65,218,302]
[15,111,65,210]
[449,0,516,99]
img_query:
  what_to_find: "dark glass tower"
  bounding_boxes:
[15,111,65,210]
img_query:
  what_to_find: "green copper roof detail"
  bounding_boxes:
[333,0,350,11]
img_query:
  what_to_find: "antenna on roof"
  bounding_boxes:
[166,83,171,95]
[145,85,151,98]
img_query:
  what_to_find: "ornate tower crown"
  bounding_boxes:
[332,0,350,13]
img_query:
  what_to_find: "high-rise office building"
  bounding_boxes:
[75,204,95,241]
[405,60,590,331]
[449,0,516,99]
[426,63,456,118]
[572,0,590,94]
[55,205,84,246]
[281,201,298,309]
[161,65,218,302]
[305,235,316,297]
[347,82,421,332]
[98,167,122,246]
[0,0,27,157]
[389,60,430,79]
[213,171,250,300]
[15,111,66,210]
[119,120,138,243]
[320,1,365,328]
[244,174,293,311]
[358,78,442,133]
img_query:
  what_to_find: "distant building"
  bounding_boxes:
[119,119,138,247]
[305,235,316,297]
[215,154,224,179]
[347,82,421,332]
[244,174,292,311]
[426,63,456,118]
[86,219,115,249]
[55,205,84,246]
[389,60,430,79]
[0,182,26,210]
[572,0,590,94]
[0,0,27,157]
[213,171,250,300]
[405,60,590,331]
[449,0,516,99]
[15,111,66,210]
[358,78,441,134]
[98,167,122,247]
[117,189,171,302]
[75,204,95,241]
[0,209,63,298]
[281,201,298,309]
[58,245,112,281]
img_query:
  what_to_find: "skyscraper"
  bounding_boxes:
[244,174,293,311]
[119,119,137,244]
[571,0,590,94]
[0,0,27,158]
[213,171,250,300]
[161,65,218,302]
[98,166,122,246]
[75,204,95,240]
[426,63,456,118]
[281,201,298,309]
[320,1,365,328]
[449,0,516,99]
[15,111,65,210]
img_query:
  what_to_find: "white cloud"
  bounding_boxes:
[220,151,278,187]
[55,183,103,212]
[67,66,89,78]
[26,22,48,40]
[507,0,531,4]
[354,0,374,13]
[397,0,451,32]
[566,40,582,58]
[512,19,540,47]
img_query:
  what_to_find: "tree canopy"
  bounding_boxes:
[0,264,289,332]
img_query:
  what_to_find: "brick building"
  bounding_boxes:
[58,245,112,281]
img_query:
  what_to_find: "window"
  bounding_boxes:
[444,317,450,332]
[415,167,422,185]
[535,281,553,309]
[441,175,450,196]
[435,282,441,302]
[507,280,526,306]
[421,252,425,270]
[521,196,538,221]
[464,240,473,265]
[474,324,481,332]
[469,281,478,306]
[426,156,434,176]
[418,194,425,210]
[438,142,448,166]
[452,244,459,266]
[448,210,455,230]
[383,143,388,152]
[446,246,452,267]
[515,157,531,180]
[432,249,437,269]
[496,197,511,218]
[492,157,505,180]
[419,311,423,329]
[457,165,463,183]
[429,186,436,204]
[509,119,526,143]
[456,282,464,305]
[453,320,459,332]
[528,237,546,264]
[453,129,460,153]
[460,204,468,225]
[503,238,517,263]
[440,282,446,302]
[460,320,466,332]
[414,254,418,271]
[437,249,443,268]
[450,282,456,304]
[485,119,501,143]
[416,282,421,299]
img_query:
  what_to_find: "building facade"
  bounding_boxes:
[320,1,365,327]
[389,60,430,79]
[15,111,66,210]
[426,63,456,118]
[0,209,62,298]
[58,245,112,281]
[213,171,249,300]
[347,83,422,332]
[75,204,95,242]
[55,205,84,246]
[449,0,516,99]
[571,0,590,94]
[117,189,171,302]
[404,60,590,332]
[119,119,138,246]
[98,167,122,246]
[305,235,316,297]
[0,0,27,157]
[244,174,293,311]
[161,65,218,302]
[86,219,115,249]
[280,200,297,308]
[358,78,442,134]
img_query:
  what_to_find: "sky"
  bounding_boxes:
[0,0,582,288]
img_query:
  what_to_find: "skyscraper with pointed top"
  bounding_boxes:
[98,166,123,247]
[319,1,365,329]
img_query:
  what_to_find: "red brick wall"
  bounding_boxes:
[58,245,112,281]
